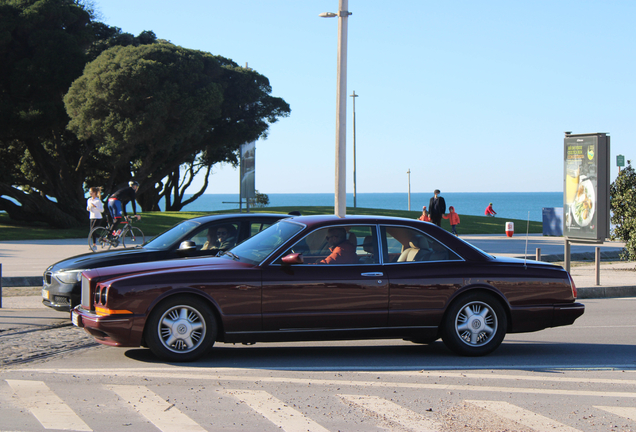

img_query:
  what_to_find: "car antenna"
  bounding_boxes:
[524,211,530,269]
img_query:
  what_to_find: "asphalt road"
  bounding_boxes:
[1,298,635,432]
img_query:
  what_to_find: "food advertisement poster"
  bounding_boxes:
[563,133,610,242]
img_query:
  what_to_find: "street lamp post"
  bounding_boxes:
[320,0,352,218]
[350,90,358,209]
[407,169,411,211]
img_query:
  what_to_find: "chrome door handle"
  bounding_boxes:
[361,272,384,277]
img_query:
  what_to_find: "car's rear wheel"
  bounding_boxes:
[145,296,217,362]
[441,292,507,356]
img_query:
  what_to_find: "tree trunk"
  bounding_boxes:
[0,184,84,228]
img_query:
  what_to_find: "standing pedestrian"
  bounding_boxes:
[87,187,104,251]
[418,206,430,222]
[442,206,461,236]
[428,189,446,227]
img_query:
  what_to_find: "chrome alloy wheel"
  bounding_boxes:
[158,305,206,353]
[454,301,497,346]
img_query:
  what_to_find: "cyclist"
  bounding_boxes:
[107,180,141,238]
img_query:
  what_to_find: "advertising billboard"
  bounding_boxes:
[240,141,255,201]
[563,133,610,242]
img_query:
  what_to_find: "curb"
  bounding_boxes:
[2,276,41,287]
[576,286,636,299]
[534,250,623,263]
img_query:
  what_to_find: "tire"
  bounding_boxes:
[88,227,112,251]
[145,296,217,362]
[441,292,507,356]
[123,227,145,248]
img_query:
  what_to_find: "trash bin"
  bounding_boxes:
[505,222,514,237]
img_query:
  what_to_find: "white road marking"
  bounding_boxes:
[595,405,636,420]
[404,370,636,385]
[107,385,205,432]
[338,394,441,432]
[21,368,636,399]
[5,379,92,431]
[225,389,330,432]
[22,366,636,384]
[466,400,583,432]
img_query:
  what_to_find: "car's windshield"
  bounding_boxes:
[226,220,305,265]
[144,220,200,249]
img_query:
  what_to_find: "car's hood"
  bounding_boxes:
[83,255,251,281]
[47,247,159,273]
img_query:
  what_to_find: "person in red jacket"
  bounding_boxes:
[319,227,358,264]
[418,206,430,222]
[485,202,497,217]
[442,206,460,236]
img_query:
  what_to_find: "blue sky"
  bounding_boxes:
[95,0,635,194]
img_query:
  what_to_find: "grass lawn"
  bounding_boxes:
[0,207,543,241]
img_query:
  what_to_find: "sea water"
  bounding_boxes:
[163,192,562,222]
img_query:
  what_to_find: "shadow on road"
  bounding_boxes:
[123,339,636,371]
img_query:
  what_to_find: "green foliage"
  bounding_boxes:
[249,190,270,208]
[0,0,288,226]
[0,0,159,227]
[610,161,636,261]
[64,42,290,211]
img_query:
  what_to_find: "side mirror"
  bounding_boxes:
[178,240,196,251]
[281,253,304,265]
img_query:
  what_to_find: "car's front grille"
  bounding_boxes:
[81,275,90,308]
[44,271,52,285]
[53,296,70,305]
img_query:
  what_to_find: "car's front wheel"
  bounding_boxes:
[441,292,507,356]
[145,296,217,362]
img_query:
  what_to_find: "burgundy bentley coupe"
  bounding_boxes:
[72,215,584,361]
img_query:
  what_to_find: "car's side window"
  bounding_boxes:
[189,229,208,248]
[188,223,239,253]
[278,225,378,265]
[381,226,461,263]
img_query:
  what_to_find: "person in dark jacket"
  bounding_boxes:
[107,180,141,237]
[428,189,446,227]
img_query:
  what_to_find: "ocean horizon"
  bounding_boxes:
[162,192,563,222]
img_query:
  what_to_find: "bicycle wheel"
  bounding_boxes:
[122,227,145,248]
[89,227,112,251]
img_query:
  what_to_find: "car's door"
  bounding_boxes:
[379,225,465,328]
[261,225,389,331]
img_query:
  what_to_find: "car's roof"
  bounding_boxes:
[284,214,418,224]
[184,212,291,225]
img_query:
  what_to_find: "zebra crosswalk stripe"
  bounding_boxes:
[5,379,92,431]
[595,406,636,420]
[466,400,583,432]
[338,394,442,432]
[225,389,331,432]
[107,385,206,432]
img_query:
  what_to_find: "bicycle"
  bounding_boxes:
[89,216,145,252]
